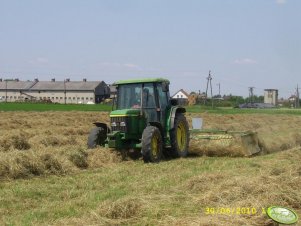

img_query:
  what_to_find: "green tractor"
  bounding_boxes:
[87,78,190,163]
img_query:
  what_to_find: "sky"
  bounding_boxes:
[0,0,300,98]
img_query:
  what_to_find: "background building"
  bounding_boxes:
[0,79,110,104]
[171,89,189,105]
[264,89,278,106]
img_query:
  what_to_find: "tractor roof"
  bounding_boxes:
[113,78,170,85]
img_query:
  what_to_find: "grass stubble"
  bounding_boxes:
[0,111,300,225]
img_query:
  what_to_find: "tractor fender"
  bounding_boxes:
[148,121,164,138]
[169,107,186,130]
[93,122,110,133]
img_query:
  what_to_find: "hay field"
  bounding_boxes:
[0,111,301,225]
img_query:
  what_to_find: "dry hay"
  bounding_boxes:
[1,111,301,179]
[0,133,31,151]
[188,94,197,106]
[98,197,143,219]
[0,149,71,179]
[0,111,120,179]
[54,197,145,226]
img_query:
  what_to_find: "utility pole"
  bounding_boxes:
[5,80,7,103]
[204,70,213,107]
[4,79,14,103]
[64,79,67,104]
[217,83,221,96]
[296,84,300,108]
[248,87,255,103]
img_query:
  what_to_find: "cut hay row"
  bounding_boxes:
[0,111,301,179]
[0,111,120,179]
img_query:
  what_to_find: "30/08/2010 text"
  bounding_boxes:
[204,207,267,215]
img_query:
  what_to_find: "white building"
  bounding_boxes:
[171,89,189,105]
[171,89,189,99]
[0,79,110,104]
[264,89,278,106]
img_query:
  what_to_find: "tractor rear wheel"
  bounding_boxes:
[170,113,190,157]
[141,126,163,163]
[87,127,106,148]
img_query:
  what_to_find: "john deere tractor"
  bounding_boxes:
[87,78,190,163]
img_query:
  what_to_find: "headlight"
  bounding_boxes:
[111,122,117,127]
[120,121,126,126]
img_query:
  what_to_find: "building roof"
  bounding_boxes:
[113,78,170,85]
[30,81,105,91]
[264,89,278,91]
[171,89,190,98]
[0,80,35,90]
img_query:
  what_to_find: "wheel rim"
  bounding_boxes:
[176,121,187,151]
[151,133,160,157]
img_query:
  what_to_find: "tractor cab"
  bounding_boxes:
[88,78,190,163]
[113,78,170,125]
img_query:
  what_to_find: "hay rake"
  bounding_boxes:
[190,128,261,156]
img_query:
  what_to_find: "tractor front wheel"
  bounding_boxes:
[141,126,163,163]
[87,127,106,148]
[170,113,190,157]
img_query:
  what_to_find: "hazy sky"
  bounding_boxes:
[0,0,300,97]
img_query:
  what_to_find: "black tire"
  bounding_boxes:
[87,127,106,148]
[170,113,190,157]
[141,126,163,163]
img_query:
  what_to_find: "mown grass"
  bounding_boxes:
[1,151,300,225]
[1,111,301,225]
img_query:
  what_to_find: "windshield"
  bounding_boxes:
[116,83,156,109]
[117,84,142,109]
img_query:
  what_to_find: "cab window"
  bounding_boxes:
[157,84,168,109]
[142,83,156,108]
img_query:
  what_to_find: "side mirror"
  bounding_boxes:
[162,82,169,92]
[170,98,178,106]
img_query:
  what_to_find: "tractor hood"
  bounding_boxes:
[110,109,141,117]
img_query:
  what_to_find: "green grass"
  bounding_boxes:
[0,102,112,112]
[1,102,301,115]
[0,157,242,225]
[1,150,300,225]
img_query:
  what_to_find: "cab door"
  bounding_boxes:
[142,83,158,122]
[156,83,169,128]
